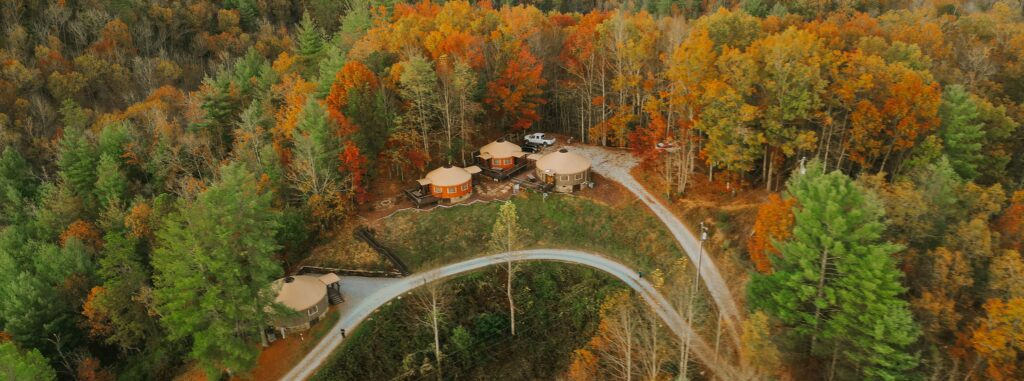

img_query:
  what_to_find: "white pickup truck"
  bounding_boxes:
[524,133,556,146]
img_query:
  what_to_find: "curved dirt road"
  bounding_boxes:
[570,145,742,345]
[281,249,743,381]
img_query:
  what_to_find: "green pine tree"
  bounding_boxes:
[231,48,275,102]
[95,154,128,206]
[191,75,237,157]
[57,120,99,206]
[290,100,341,199]
[296,10,325,75]
[749,161,920,378]
[94,230,161,351]
[828,262,920,379]
[938,85,984,180]
[236,0,259,30]
[98,121,132,160]
[0,148,36,224]
[315,44,347,97]
[152,163,281,378]
[0,235,94,353]
[0,341,56,381]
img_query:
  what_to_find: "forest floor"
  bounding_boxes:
[631,165,768,312]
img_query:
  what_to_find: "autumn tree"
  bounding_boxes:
[740,311,782,379]
[485,44,546,131]
[747,193,796,273]
[970,297,1024,381]
[748,27,826,189]
[399,55,440,159]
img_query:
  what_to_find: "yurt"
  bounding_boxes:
[477,138,526,170]
[270,274,339,334]
[416,164,481,204]
[534,148,592,193]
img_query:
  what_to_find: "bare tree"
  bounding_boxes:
[489,201,526,336]
[595,291,638,381]
[411,278,450,379]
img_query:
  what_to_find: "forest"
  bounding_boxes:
[1,0,1023,379]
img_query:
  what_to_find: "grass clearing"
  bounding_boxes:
[377,191,684,273]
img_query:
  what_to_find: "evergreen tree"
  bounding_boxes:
[938,85,985,180]
[235,0,259,30]
[336,0,373,52]
[57,120,98,206]
[749,161,920,378]
[316,44,347,97]
[296,10,325,75]
[231,49,275,102]
[191,74,237,156]
[95,154,128,206]
[98,121,132,160]
[0,342,56,381]
[289,100,341,199]
[152,163,281,378]
[0,148,36,224]
[0,235,94,353]
[828,265,921,379]
[92,230,161,351]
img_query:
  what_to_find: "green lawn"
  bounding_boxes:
[378,192,684,273]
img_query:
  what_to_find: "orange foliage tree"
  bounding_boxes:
[485,44,546,130]
[61,220,103,250]
[970,297,1024,380]
[82,286,113,338]
[747,193,796,273]
[997,191,1024,251]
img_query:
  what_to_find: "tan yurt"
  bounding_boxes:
[534,148,592,193]
[270,274,339,334]
[477,139,525,170]
[415,164,481,204]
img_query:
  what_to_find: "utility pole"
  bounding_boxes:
[680,222,709,381]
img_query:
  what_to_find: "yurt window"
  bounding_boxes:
[307,305,319,316]
[560,175,569,181]
[575,173,584,180]
[448,187,456,194]
[461,183,469,191]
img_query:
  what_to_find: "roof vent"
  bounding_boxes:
[284,276,295,283]
[559,148,569,153]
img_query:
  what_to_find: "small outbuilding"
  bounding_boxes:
[270,274,341,335]
[534,148,592,193]
[407,164,481,206]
